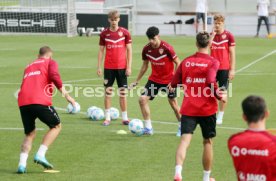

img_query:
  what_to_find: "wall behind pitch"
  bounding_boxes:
[76,14,129,30]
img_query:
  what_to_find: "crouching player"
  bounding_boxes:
[17,46,76,173]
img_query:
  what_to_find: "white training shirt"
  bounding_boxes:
[196,0,207,13]
[257,0,270,16]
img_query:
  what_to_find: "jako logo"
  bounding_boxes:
[238,172,266,181]
[0,19,56,27]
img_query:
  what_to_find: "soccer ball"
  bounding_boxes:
[128,119,144,136]
[87,106,98,118]
[110,107,120,120]
[67,102,81,114]
[90,107,104,121]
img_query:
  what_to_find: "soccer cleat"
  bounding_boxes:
[17,165,26,174]
[34,154,53,169]
[143,127,153,135]
[122,119,130,125]
[176,126,181,137]
[174,175,182,181]
[102,120,111,126]
[216,119,223,125]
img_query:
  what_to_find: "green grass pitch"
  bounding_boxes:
[0,35,275,181]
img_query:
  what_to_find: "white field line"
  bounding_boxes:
[12,80,245,132]
[63,76,135,83]
[0,82,21,85]
[59,66,92,69]
[236,50,276,74]
[0,48,16,51]
[236,73,276,76]
[0,128,44,131]
[3,72,276,86]
[54,106,245,131]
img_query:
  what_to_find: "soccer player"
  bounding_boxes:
[17,46,76,173]
[256,0,271,37]
[228,95,276,180]
[195,0,207,33]
[130,26,181,136]
[171,32,226,181]
[97,10,132,126]
[210,14,236,125]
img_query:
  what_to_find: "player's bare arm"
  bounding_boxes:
[209,29,217,46]
[129,60,149,89]
[229,46,236,80]
[173,57,181,70]
[168,57,180,92]
[126,43,132,76]
[97,45,105,77]
[59,86,76,106]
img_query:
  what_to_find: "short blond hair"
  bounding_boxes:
[214,14,225,22]
[108,10,120,19]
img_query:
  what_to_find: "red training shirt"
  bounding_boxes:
[210,30,235,70]
[228,130,276,181]
[142,41,178,84]
[18,58,62,107]
[99,27,132,69]
[171,52,220,116]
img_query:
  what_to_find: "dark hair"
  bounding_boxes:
[242,95,267,123]
[196,31,210,48]
[39,46,52,56]
[146,26,159,39]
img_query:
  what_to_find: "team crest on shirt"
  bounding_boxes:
[118,31,123,37]
[222,34,227,39]
[159,48,164,55]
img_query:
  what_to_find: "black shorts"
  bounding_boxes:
[180,114,216,139]
[196,12,206,23]
[216,70,229,90]
[104,69,128,88]
[141,80,177,100]
[19,104,60,135]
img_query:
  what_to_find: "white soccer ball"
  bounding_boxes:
[90,107,104,121]
[128,119,144,136]
[87,106,98,118]
[110,107,120,120]
[67,102,81,114]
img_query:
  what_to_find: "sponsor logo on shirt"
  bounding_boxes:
[192,62,208,67]
[185,61,191,67]
[186,77,192,84]
[185,77,206,84]
[152,62,165,66]
[185,61,208,67]
[238,171,267,181]
[106,34,110,36]
[211,46,226,50]
[107,44,124,49]
[231,146,269,157]
[24,71,41,79]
